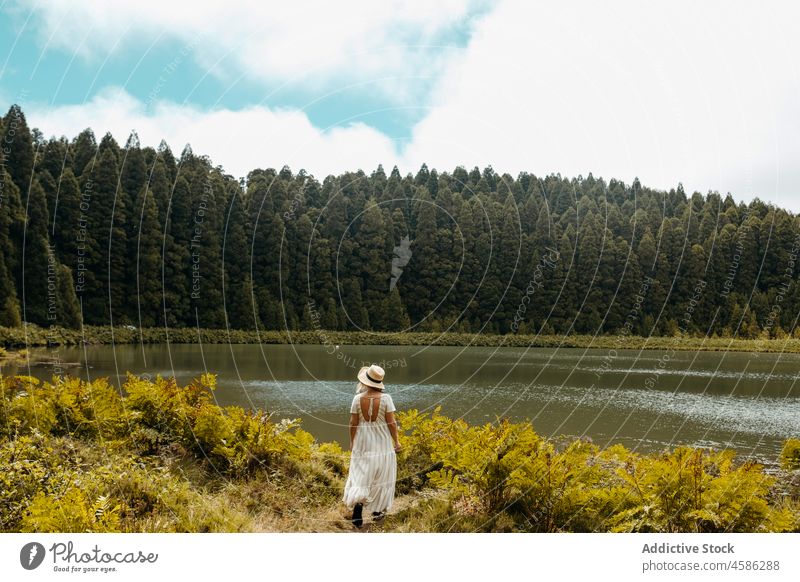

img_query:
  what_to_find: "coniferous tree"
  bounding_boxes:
[404,190,439,327]
[70,129,97,176]
[355,199,391,328]
[2,105,35,194]
[223,186,259,330]
[0,169,23,326]
[50,168,82,271]
[78,145,120,323]
[162,175,192,326]
[55,264,82,328]
[19,179,52,325]
[38,137,70,182]
[130,184,162,327]
[191,171,226,329]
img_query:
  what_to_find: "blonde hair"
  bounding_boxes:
[355,382,367,394]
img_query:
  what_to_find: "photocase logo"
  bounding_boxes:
[390,235,413,291]
[20,542,46,570]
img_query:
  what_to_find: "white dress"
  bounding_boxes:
[342,392,397,513]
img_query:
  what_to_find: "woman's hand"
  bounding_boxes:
[394,442,402,452]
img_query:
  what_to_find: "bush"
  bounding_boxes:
[608,447,795,532]
[22,490,123,533]
[396,408,799,533]
[781,439,800,471]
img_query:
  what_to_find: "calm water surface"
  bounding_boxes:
[7,343,799,464]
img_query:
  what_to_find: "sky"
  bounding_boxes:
[1,0,799,210]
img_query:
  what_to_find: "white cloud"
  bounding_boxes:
[11,0,483,98]
[19,0,800,211]
[403,0,800,210]
[28,87,400,178]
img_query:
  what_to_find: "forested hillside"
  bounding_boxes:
[1,104,798,337]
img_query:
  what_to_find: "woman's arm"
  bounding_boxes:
[349,412,359,449]
[385,411,401,451]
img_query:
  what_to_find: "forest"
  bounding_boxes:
[2,103,799,338]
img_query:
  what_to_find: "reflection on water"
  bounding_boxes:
[7,343,799,464]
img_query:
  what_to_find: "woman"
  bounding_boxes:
[342,364,402,528]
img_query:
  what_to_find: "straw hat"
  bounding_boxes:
[357,364,385,390]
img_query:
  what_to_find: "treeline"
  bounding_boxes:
[1,103,800,337]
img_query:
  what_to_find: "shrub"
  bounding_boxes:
[781,439,800,471]
[608,447,795,532]
[397,408,799,533]
[22,490,123,533]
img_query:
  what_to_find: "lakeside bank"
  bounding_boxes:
[3,324,800,354]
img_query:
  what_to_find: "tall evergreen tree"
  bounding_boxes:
[70,129,97,176]
[2,105,35,194]
[130,184,163,327]
[0,169,23,326]
[78,146,120,323]
[19,179,52,325]
[355,199,391,329]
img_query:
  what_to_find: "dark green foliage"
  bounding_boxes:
[1,105,800,336]
[17,179,53,325]
[49,168,82,271]
[55,264,82,328]
[2,105,35,194]
[129,185,162,326]
[70,129,97,176]
[782,439,800,471]
[0,169,23,326]
[0,251,20,327]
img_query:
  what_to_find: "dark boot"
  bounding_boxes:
[372,511,385,522]
[351,503,363,528]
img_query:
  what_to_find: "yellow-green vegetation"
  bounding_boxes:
[0,373,798,533]
[781,439,800,471]
[0,346,28,361]
[5,323,800,354]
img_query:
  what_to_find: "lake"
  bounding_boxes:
[5,343,799,465]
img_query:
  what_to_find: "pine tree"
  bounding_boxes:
[190,171,226,329]
[223,187,259,330]
[321,296,339,330]
[403,189,439,326]
[49,168,82,270]
[129,184,163,327]
[56,264,82,328]
[2,105,35,194]
[78,145,121,324]
[0,169,23,326]
[38,137,70,182]
[341,277,369,330]
[383,287,411,331]
[162,175,192,326]
[0,252,20,326]
[70,129,97,176]
[355,199,390,329]
[19,179,53,325]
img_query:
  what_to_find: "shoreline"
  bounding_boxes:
[3,324,800,354]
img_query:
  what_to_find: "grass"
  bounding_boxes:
[3,323,800,353]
